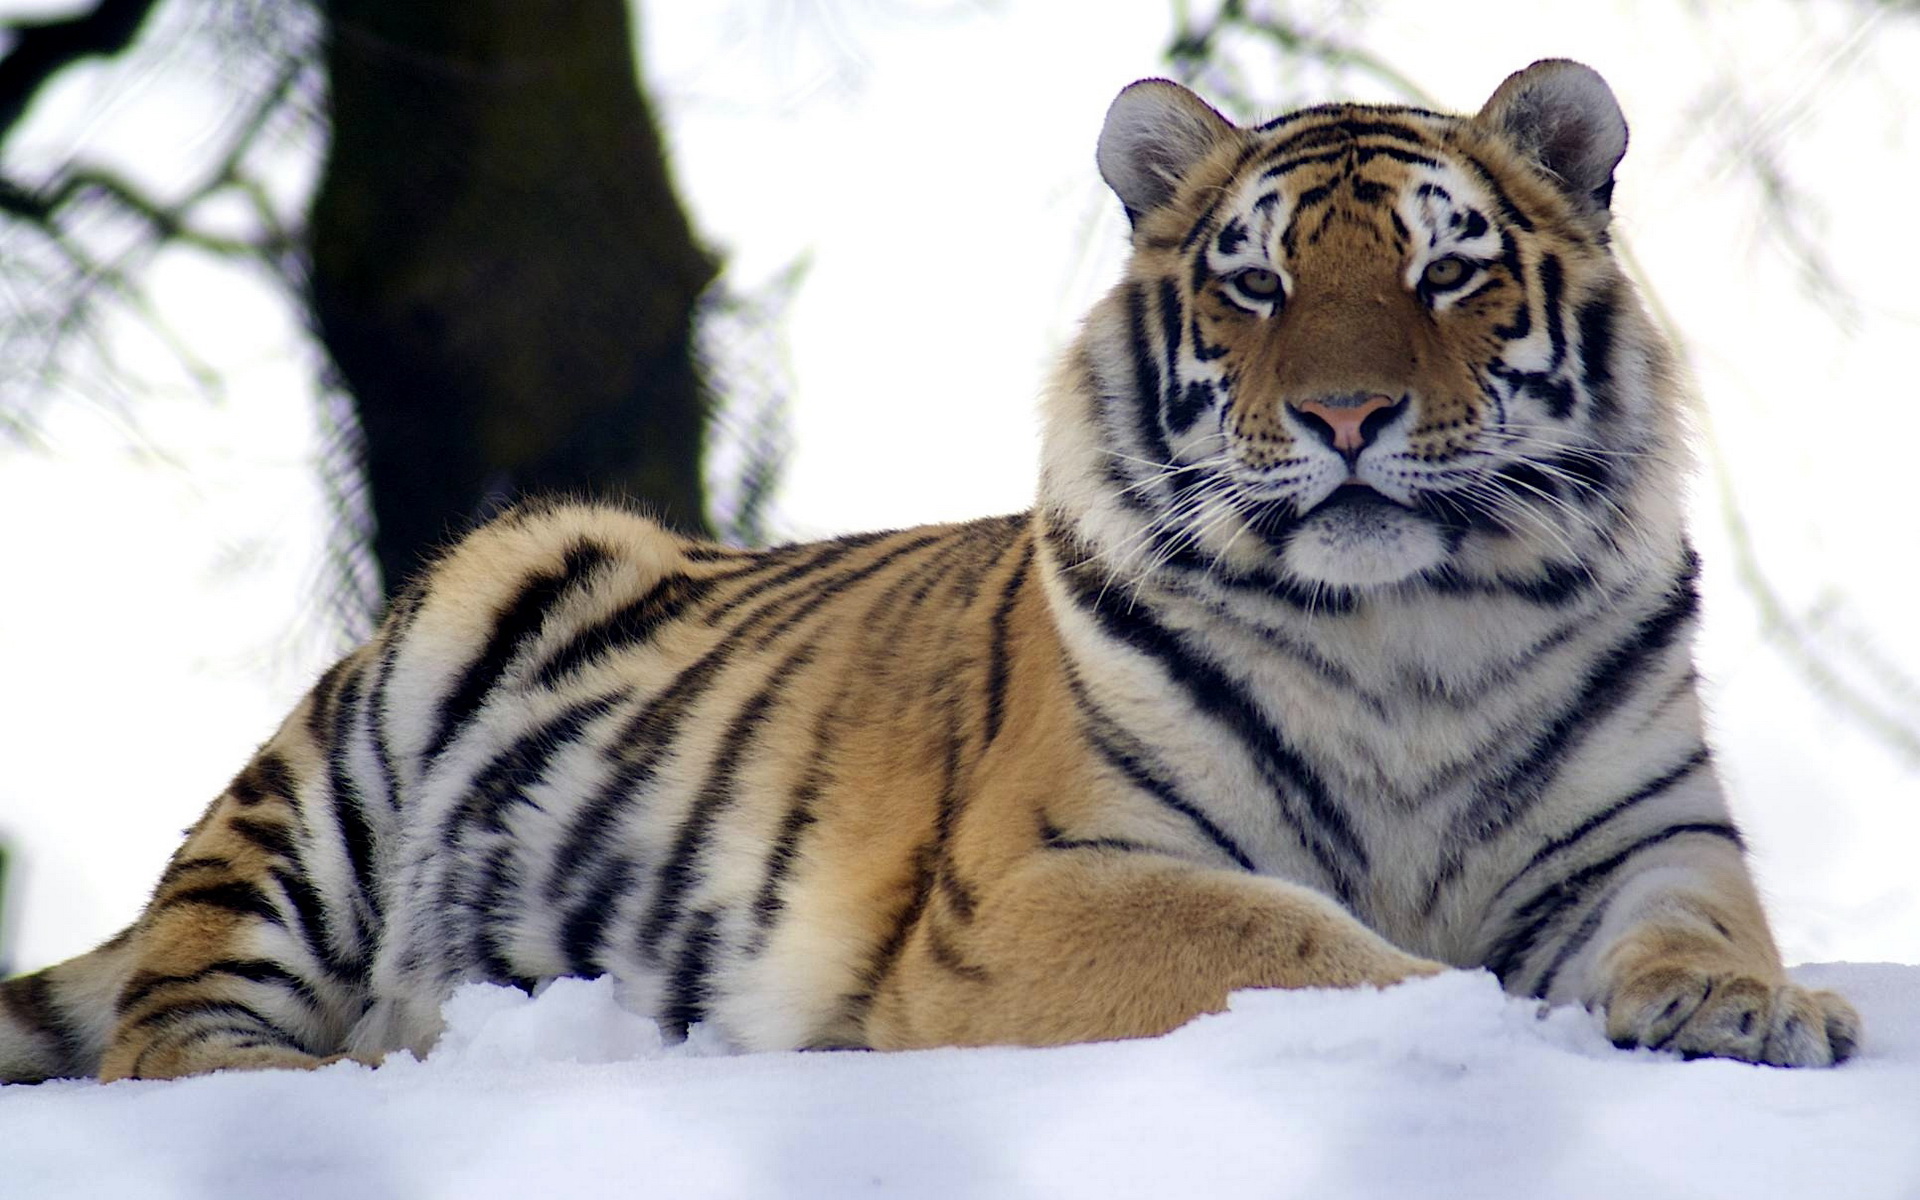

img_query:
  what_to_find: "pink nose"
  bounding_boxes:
[1291,393,1401,455]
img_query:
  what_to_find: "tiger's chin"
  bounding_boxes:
[1277,487,1450,590]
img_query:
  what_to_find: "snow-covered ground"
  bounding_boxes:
[4,963,1916,1200]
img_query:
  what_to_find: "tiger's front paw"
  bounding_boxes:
[1603,965,1860,1067]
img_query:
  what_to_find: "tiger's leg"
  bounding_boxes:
[1493,832,1859,1067]
[862,849,1442,1049]
[95,708,384,1081]
[0,930,141,1081]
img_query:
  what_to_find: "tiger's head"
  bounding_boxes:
[1052,60,1682,606]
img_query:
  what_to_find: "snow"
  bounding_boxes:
[4,964,1916,1199]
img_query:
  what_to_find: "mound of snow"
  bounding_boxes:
[2,964,1916,1199]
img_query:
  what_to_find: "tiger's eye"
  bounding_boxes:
[1423,256,1469,289]
[1231,268,1282,301]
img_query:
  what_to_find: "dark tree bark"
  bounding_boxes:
[309,0,717,593]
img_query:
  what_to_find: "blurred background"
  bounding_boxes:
[0,0,1915,977]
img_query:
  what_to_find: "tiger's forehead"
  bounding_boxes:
[1200,106,1505,266]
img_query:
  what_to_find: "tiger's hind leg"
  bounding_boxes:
[861,849,1443,1049]
[0,931,140,1081]
[92,676,388,1081]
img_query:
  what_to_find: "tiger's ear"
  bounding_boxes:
[1477,59,1628,221]
[1097,79,1240,226]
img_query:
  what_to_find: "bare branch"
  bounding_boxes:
[0,0,164,148]
[1167,0,1432,118]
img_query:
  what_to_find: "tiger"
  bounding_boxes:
[0,59,1860,1084]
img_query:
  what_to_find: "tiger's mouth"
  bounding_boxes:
[1244,481,1450,589]
[1314,480,1408,515]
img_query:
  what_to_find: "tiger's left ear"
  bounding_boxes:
[1098,79,1240,227]
[1477,60,1628,223]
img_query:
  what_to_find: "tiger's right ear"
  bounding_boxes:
[1097,80,1240,226]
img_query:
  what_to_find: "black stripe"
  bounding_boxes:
[1123,283,1175,468]
[227,817,298,860]
[256,753,295,800]
[698,532,890,625]
[1157,277,1207,435]
[746,806,817,953]
[267,863,361,983]
[125,998,298,1048]
[1405,611,1592,710]
[662,909,722,1036]
[453,693,628,844]
[742,534,948,651]
[0,973,88,1078]
[982,536,1035,748]
[1179,144,1257,252]
[544,532,937,921]
[366,590,420,812]
[327,666,381,923]
[424,539,611,765]
[1161,533,1361,616]
[532,573,713,688]
[163,880,285,926]
[230,752,296,807]
[1043,835,1153,854]
[745,677,854,952]
[441,692,630,976]
[116,959,318,1016]
[1260,146,1346,180]
[467,845,535,990]
[1260,139,1441,187]
[544,652,733,905]
[1483,821,1744,987]
[1462,151,1534,232]
[1416,559,1594,608]
[1273,116,1438,151]
[1539,252,1568,373]
[558,857,638,977]
[1575,285,1620,422]
[844,846,937,1024]
[305,659,350,745]
[1257,102,1441,137]
[923,515,1013,615]
[636,643,819,961]
[930,690,976,923]
[926,923,990,983]
[1532,890,1622,1001]
[1040,821,1153,856]
[1052,538,1365,894]
[679,543,752,563]
[1436,554,1701,870]
[1489,747,1711,907]
[155,855,232,890]
[1178,192,1222,251]
[1062,665,1255,872]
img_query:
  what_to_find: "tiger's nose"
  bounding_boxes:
[1290,393,1405,459]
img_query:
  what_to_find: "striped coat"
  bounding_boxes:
[0,59,1856,1082]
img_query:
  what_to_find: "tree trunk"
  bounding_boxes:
[309,0,716,595]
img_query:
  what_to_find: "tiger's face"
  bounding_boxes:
[1073,61,1672,598]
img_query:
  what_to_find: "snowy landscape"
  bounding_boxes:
[2,3,1918,1198]
[4,963,1917,1199]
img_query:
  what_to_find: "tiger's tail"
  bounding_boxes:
[0,931,139,1082]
